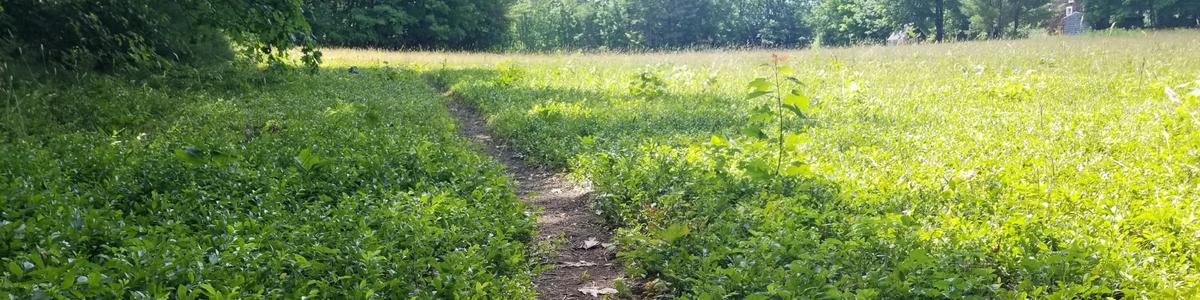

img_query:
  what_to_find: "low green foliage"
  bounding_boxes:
[0,67,536,298]
[425,32,1200,298]
[629,70,668,99]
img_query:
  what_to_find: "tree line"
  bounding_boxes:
[504,0,1199,50]
[303,0,512,50]
[3,0,1196,74]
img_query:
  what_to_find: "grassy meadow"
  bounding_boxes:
[327,30,1200,298]
[2,29,1198,298]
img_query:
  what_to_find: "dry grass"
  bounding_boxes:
[322,29,1200,69]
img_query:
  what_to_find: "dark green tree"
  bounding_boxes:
[1,0,317,72]
[1085,0,1200,29]
[630,0,720,48]
[304,0,514,50]
[812,0,894,46]
[715,0,815,47]
[963,0,1050,38]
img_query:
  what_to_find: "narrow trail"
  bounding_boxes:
[444,98,626,299]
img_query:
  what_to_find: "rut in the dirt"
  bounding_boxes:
[444,99,626,299]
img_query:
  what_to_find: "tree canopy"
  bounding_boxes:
[303,0,514,50]
[1085,0,1200,29]
[1,0,318,73]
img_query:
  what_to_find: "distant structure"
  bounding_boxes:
[887,25,923,46]
[1051,0,1086,35]
[887,31,911,46]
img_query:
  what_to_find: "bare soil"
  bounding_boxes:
[445,99,627,299]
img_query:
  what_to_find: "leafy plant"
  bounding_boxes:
[495,62,525,87]
[744,54,815,184]
[0,66,536,298]
[629,70,668,99]
[296,148,333,172]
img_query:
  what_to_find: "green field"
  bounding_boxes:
[1,69,538,298]
[334,31,1200,298]
[3,31,1199,298]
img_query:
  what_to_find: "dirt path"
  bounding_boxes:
[444,99,626,299]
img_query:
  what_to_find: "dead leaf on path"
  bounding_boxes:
[579,287,618,297]
[580,237,600,249]
[561,260,597,267]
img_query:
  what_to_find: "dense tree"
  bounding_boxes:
[714,0,815,47]
[962,0,1051,38]
[509,0,639,50]
[812,0,894,45]
[304,0,514,50]
[1,0,317,72]
[633,0,720,48]
[1085,0,1200,29]
[508,0,815,50]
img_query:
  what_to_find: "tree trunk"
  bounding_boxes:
[1012,1,1021,37]
[935,0,946,42]
[992,0,1004,39]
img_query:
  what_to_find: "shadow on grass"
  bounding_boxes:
[422,68,761,166]
[417,66,1116,298]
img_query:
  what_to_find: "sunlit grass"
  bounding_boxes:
[330,29,1200,297]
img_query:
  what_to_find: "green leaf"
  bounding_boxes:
[660,223,691,242]
[750,110,774,123]
[297,148,333,171]
[740,124,766,139]
[87,271,101,289]
[743,158,773,180]
[177,285,196,300]
[200,284,224,300]
[60,272,75,289]
[746,90,771,99]
[314,245,341,254]
[6,261,22,277]
[294,254,310,268]
[208,150,240,166]
[747,78,772,92]
[362,249,382,261]
[786,76,803,85]
[783,90,810,111]
[710,135,729,147]
[784,104,806,118]
[745,294,770,300]
[174,146,205,167]
[783,162,812,177]
[776,66,795,76]
[785,133,810,149]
